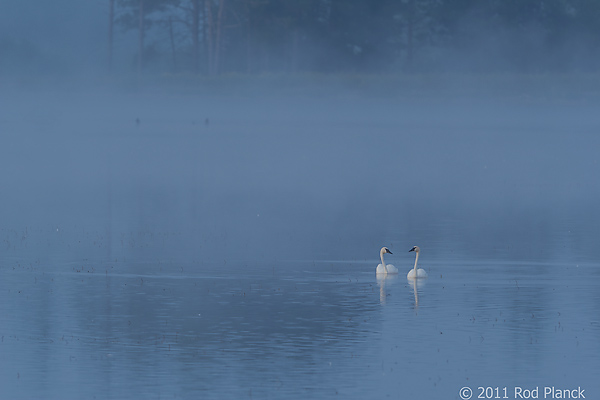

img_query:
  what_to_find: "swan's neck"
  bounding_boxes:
[380,252,388,273]
[413,252,420,273]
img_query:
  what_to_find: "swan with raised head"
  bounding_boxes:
[407,246,428,279]
[376,247,398,275]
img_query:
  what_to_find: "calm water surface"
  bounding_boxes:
[1,92,599,399]
[2,247,599,399]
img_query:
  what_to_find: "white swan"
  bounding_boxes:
[407,246,428,279]
[376,247,398,275]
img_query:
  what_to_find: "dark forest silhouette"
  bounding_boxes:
[108,0,600,75]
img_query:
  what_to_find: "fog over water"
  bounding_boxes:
[2,87,599,266]
[2,2,600,399]
[2,78,600,400]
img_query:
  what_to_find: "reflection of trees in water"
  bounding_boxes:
[4,265,384,396]
[60,271,383,366]
[456,273,566,370]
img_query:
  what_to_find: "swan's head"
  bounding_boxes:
[381,247,392,255]
[409,246,420,253]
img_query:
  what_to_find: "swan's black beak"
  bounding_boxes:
[387,249,393,254]
[409,248,415,252]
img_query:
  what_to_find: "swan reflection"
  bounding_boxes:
[408,277,427,309]
[376,273,398,305]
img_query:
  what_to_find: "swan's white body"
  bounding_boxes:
[376,247,398,275]
[407,246,428,279]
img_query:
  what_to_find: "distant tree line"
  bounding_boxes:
[107,0,600,75]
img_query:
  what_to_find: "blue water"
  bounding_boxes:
[2,246,599,399]
[1,91,599,399]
